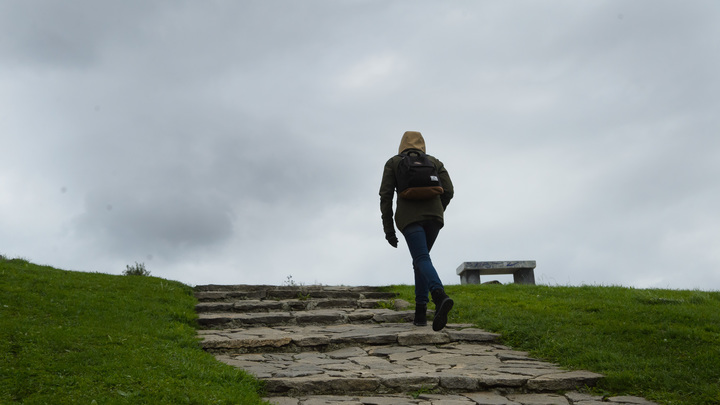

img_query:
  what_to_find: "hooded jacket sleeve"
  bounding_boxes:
[379,157,398,235]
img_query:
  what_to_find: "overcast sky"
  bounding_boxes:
[2,1,719,290]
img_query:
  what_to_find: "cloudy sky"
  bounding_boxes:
[2,1,719,290]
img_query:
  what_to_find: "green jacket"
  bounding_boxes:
[379,131,454,235]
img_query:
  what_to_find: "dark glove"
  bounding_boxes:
[385,233,398,248]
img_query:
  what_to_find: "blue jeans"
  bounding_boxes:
[402,221,444,305]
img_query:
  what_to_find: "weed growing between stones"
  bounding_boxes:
[284,275,313,300]
[376,299,397,309]
[283,275,301,287]
[409,385,440,399]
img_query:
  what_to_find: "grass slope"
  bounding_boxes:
[3,257,719,405]
[389,283,720,405]
[0,258,267,404]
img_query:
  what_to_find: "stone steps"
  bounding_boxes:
[194,284,397,302]
[195,285,656,404]
[199,323,500,354]
[195,298,399,313]
[197,308,421,329]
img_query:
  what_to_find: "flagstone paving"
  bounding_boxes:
[194,285,657,405]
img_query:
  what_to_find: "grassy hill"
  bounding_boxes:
[388,283,720,405]
[0,257,267,404]
[2,257,719,404]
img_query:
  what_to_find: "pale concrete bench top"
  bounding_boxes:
[457,261,536,285]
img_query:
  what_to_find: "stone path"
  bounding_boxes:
[195,285,657,405]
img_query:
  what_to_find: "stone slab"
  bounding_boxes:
[199,323,500,352]
[526,370,604,391]
[506,393,569,404]
[264,391,646,405]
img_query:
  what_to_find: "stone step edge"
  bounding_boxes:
[196,309,419,329]
[200,327,501,353]
[195,298,409,313]
[261,370,604,396]
[194,284,394,293]
[264,391,657,405]
[195,290,397,302]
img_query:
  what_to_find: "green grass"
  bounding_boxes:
[4,257,719,405]
[0,257,268,405]
[388,283,720,405]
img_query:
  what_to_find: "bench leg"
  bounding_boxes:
[513,269,535,285]
[460,270,481,285]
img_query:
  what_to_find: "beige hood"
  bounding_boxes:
[398,131,426,154]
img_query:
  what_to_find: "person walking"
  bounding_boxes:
[379,131,455,331]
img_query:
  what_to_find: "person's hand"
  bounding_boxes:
[385,233,398,248]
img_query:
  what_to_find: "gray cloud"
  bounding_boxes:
[2,1,719,290]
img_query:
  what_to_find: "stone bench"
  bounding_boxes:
[456,261,536,285]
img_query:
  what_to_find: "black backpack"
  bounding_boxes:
[395,150,444,199]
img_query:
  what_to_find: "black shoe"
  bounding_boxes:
[431,289,454,331]
[413,304,427,326]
